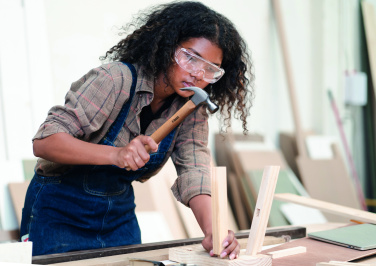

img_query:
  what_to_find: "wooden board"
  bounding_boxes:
[8,181,30,228]
[362,1,376,93]
[274,193,376,224]
[260,237,376,266]
[272,0,363,221]
[317,262,371,266]
[169,245,271,266]
[133,159,187,241]
[266,246,306,259]
[246,169,307,227]
[245,166,280,255]
[167,166,280,265]
[212,167,228,255]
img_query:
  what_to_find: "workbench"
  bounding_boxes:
[32,226,306,265]
[29,223,376,265]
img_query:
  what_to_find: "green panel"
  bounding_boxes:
[240,174,256,214]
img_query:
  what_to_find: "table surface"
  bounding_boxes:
[39,223,376,265]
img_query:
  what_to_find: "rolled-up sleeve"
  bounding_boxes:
[170,106,211,206]
[33,65,129,142]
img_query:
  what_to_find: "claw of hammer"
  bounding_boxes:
[180,87,219,114]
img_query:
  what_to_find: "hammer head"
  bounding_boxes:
[180,87,219,114]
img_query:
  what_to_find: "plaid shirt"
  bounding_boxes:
[33,62,211,206]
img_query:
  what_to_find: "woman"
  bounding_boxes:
[20,1,254,259]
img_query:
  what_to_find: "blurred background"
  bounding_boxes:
[0,0,375,243]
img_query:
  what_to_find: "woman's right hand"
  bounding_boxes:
[33,133,158,170]
[113,135,158,170]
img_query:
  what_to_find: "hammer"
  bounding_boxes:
[148,87,218,147]
[126,87,218,169]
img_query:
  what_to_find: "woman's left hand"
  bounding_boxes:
[202,230,240,260]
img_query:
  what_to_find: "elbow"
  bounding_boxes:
[33,139,44,158]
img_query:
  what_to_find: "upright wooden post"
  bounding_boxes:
[211,166,228,255]
[169,165,279,265]
[245,166,280,255]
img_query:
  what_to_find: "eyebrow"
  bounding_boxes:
[187,48,221,67]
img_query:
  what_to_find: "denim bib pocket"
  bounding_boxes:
[83,165,129,196]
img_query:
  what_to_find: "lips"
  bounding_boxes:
[183,81,195,87]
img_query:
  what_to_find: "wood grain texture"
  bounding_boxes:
[266,246,306,259]
[150,100,196,144]
[274,193,376,224]
[169,245,271,266]
[260,237,376,266]
[362,1,376,95]
[212,167,228,255]
[245,166,280,255]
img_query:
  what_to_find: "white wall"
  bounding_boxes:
[0,0,366,230]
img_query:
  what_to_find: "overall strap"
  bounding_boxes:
[100,62,137,146]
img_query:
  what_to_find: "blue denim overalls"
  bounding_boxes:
[20,63,177,256]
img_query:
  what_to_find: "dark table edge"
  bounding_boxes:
[32,226,306,265]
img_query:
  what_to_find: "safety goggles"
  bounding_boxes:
[175,48,225,83]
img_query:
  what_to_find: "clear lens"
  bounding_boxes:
[175,48,225,83]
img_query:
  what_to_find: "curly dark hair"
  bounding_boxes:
[101,1,254,133]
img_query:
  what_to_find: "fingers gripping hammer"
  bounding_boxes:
[126,87,218,170]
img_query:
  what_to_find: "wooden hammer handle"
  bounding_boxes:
[125,100,196,169]
[144,100,197,152]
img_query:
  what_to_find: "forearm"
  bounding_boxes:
[189,194,212,236]
[33,132,118,166]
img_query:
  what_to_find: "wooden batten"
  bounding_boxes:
[274,193,376,224]
[168,165,280,265]
[245,166,280,255]
[211,166,228,255]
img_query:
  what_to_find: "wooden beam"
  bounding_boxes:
[245,166,280,255]
[274,193,376,223]
[169,245,271,266]
[266,246,306,259]
[317,261,371,266]
[362,1,376,97]
[211,167,228,255]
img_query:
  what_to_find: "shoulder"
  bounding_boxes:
[97,62,135,83]
[70,62,140,92]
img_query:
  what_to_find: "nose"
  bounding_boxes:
[191,69,205,80]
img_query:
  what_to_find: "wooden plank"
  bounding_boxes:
[237,150,287,172]
[260,237,376,266]
[8,181,30,228]
[0,229,19,242]
[169,245,271,266]
[245,166,280,255]
[168,166,280,265]
[228,171,251,229]
[272,0,363,221]
[266,246,306,259]
[317,261,371,266]
[296,149,362,222]
[362,1,376,94]
[133,159,187,241]
[47,237,286,266]
[212,167,228,255]
[274,193,376,223]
